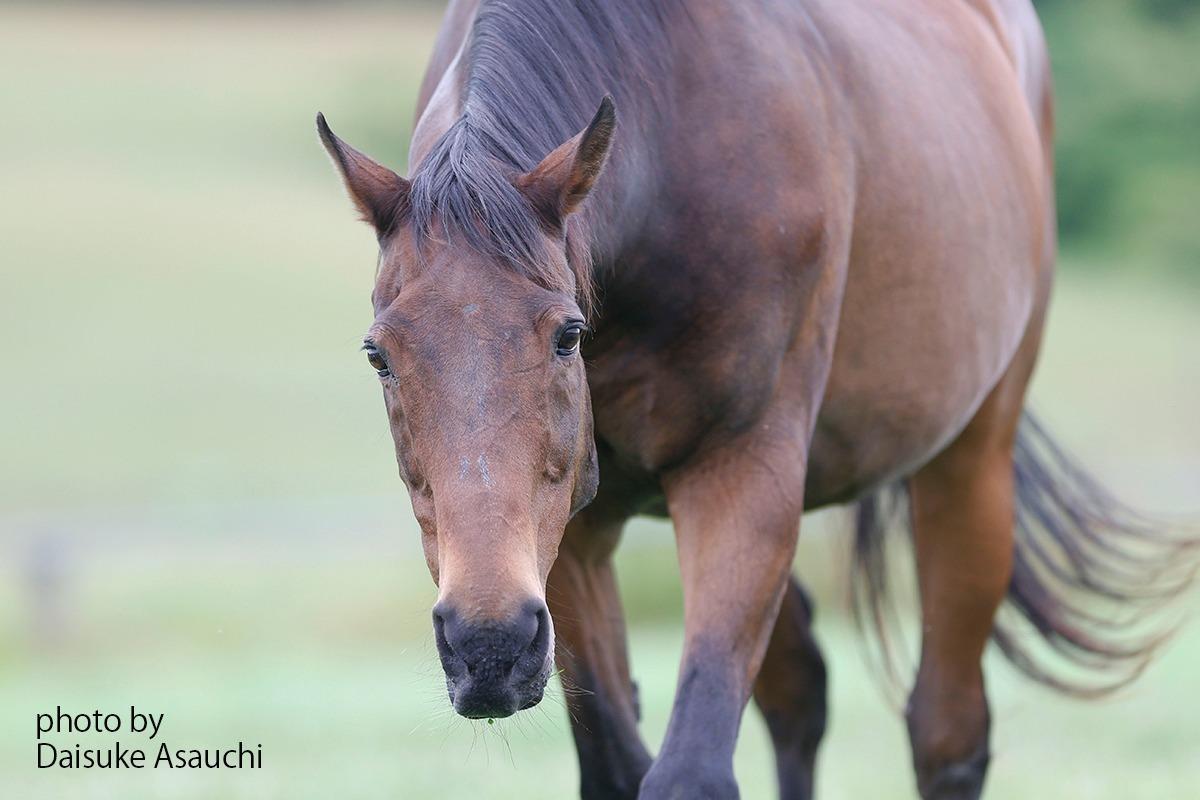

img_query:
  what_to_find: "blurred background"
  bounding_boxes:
[0,1,1196,797]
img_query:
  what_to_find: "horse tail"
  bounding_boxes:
[850,410,1200,698]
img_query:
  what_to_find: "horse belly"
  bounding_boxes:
[804,0,1050,506]
[807,254,1036,507]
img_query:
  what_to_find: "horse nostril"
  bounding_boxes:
[510,599,543,652]
[527,603,550,657]
[432,603,457,659]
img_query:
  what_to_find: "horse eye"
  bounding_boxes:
[555,324,586,357]
[363,344,390,377]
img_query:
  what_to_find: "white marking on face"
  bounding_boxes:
[476,454,494,488]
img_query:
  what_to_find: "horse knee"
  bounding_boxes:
[754,579,827,800]
[758,635,827,755]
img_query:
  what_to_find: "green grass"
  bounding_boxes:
[0,3,1198,799]
[2,551,1198,799]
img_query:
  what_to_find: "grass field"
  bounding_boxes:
[0,3,1198,799]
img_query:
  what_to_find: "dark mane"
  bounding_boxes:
[408,0,678,310]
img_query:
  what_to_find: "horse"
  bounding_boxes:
[317,1,1198,797]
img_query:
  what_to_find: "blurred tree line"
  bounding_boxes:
[1036,0,1199,281]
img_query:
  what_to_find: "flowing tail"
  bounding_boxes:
[851,411,1200,697]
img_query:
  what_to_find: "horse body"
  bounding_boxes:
[801,0,1051,502]
[319,1,1195,797]
[415,0,1049,507]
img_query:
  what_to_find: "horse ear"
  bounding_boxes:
[517,96,616,225]
[316,113,410,232]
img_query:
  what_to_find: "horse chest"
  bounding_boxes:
[585,326,785,476]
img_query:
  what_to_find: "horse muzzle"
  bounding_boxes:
[431,598,554,718]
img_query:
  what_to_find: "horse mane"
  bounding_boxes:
[407,0,678,312]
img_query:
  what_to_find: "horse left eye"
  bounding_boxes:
[555,324,585,357]
[363,344,390,376]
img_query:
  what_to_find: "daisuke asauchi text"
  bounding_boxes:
[35,706,262,769]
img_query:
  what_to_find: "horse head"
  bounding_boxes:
[317,99,614,718]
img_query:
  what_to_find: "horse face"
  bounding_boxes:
[366,238,597,718]
[316,99,613,718]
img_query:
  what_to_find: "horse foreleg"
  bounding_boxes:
[753,576,828,800]
[639,441,806,799]
[548,510,652,800]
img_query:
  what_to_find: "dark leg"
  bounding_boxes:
[548,508,652,800]
[905,359,1032,799]
[639,440,807,799]
[752,577,828,800]
[906,446,1011,799]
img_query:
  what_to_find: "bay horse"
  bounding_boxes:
[317,0,1198,797]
